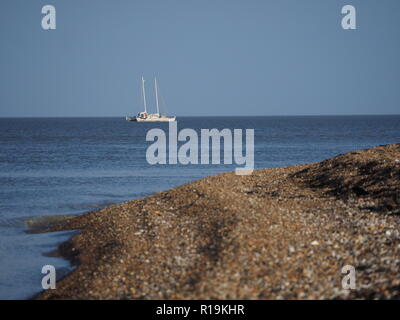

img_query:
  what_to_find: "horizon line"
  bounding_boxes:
[1,114,400,119]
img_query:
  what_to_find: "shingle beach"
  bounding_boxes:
[37,144,400,299]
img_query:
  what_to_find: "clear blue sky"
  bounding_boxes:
[0,0,399,117]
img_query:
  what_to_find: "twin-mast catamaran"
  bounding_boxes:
[126,77,176,122]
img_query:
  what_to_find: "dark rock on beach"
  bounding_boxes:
[37,144,400,299]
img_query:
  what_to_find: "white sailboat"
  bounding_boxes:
[126,77,176,122]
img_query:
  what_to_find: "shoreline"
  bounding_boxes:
[36,144,400,299]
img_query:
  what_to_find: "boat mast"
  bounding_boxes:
[142,76,147,113]
[155,77,160,115]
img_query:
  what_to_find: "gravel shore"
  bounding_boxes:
[37,144,400,299]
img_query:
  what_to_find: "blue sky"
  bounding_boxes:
[0,0,399,117]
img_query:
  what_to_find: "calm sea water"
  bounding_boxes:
[0,116,399,299]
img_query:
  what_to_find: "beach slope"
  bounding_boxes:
[37,144,400,299]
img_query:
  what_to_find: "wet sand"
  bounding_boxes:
[37,144,400,299]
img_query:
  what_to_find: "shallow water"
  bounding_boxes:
[0,116,399,299]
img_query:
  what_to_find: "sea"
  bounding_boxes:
[0,116,399,299]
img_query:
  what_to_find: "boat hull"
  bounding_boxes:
[136,116,176,122]
[125,116,176,122]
